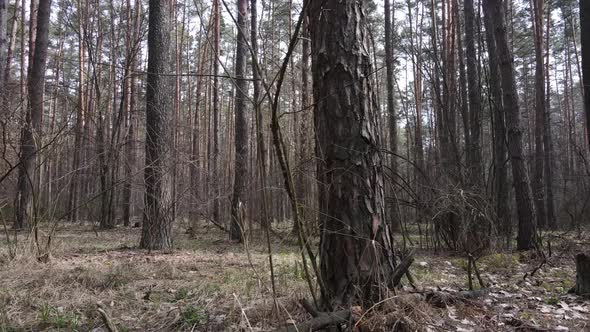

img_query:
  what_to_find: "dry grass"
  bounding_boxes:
[0,222,310,331]
[1,224,589,331]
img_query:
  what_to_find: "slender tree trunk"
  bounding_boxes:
[92,13,111,229]
[3,0,18,91]
[310,0,396,306]
[409,1,424,175]
[230,0,248,242]
[484,0,537,250]
[465,0,483,186]
[14,0,51,230]
[582,0,590,151]
[27,0,37,77]
[67,0,86,223]
[190,13,208,223]
[122,0,141,227]
[171,0,183,222]
[531,0,546,229]
[384,0,400,232]
[140,0,173,250]
[211,0,220,226]
[0,0,7,104]
[251,0,271,231]
[544,6,556,229]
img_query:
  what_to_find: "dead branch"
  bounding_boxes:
[523,257,547,281]
[392,250,415,287]
[97,304,118,332]
[274,310,351,332]
[469,254,486,288]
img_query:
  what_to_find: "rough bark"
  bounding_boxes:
[575,253,590,296]
[140,0,173,250]
[484,0,537,251]
[13,0,51,229]
[310,0,396,306]
[483,0,511,240]
[582,0,590,151]
[230,0,249,242]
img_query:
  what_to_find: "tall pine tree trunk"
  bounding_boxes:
[140,0,173,250]
[465,0,483,186]
[230,0,248,242]
[544,8,556,229]
[211,0,221,227]
[531,0,546,229]
[0,0,7,104]
[582,0,590,151]
[310,0,396,306]
[384,0,400,232]
[67,0,86,223]
[483,0,511,242]
[484,0,537,250]
[14,0,51,230]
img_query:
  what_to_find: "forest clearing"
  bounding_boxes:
[1,0,590,330]
[0,224,589,331]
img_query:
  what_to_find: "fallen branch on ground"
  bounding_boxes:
[274,309,351,332]
[97,304,118,332]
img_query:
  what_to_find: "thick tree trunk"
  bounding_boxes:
[575,253,590,296]
[582,0,590,151]
[13,0,51,230]
[484,0,537,251]
[230,0,248,242]
[140,0,173,250]
[483,0,511,241]
[310,0,396,306]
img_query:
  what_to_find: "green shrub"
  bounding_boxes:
[180,305,207,329]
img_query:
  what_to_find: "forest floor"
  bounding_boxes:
[0,222,589,331]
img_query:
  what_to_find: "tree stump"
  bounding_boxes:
[575,253,590,296]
